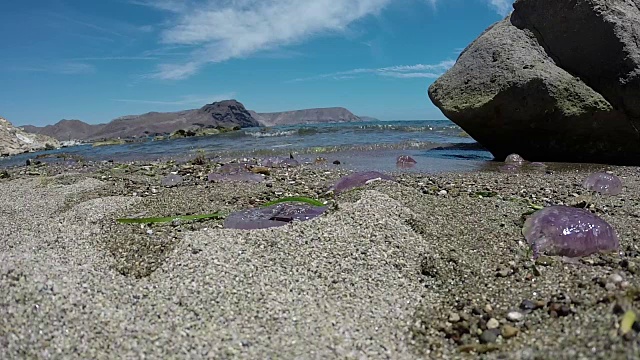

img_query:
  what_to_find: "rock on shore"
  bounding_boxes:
[0,116,60,156]
[428,0,640,165]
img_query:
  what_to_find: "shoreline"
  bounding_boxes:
[1,160,639,358]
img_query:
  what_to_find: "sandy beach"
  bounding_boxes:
[1,160,639,359]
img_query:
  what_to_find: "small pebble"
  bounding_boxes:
[507,311,524,322]
[484,304,493,313]
[487,318,500,329]
[501,325,519,339]
[520,300,543,311]
[448,312,461,323]
[496,268,511,278]
[608,273,623,284]
[438,190,448,196]
[479,329,500,344]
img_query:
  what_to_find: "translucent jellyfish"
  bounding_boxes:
[530,162,546,168]
[582,172,623,195]
[260,157,299,168]
[499,164,519,173]
[218,163,250,174]
[505,153,525,165]
[522,205,620,259]
[223,203,327,230]
[161,174,183,187]
[331,171,394,194]
[396,155,417,169]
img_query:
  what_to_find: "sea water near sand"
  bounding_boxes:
[0,120,494,172]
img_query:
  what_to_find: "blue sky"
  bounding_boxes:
[0,0,514,126]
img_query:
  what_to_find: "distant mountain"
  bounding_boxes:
[0,116,60,156]
[250,107,360,127]
[24,101,370,141]
[25,100,259,141]
[23,119,105,141]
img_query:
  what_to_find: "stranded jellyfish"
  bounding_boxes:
[161,174,183,187]
[522,205,620,259]
[260,157,299,168]
[397,155,417,169]
[505,153,525,165]
[331,171,395,194]
[582,172,623,195]
[223,203,327,230]
[499,164,519,173]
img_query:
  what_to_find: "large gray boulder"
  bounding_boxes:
[428,0,640,164]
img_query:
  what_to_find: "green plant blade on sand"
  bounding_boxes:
[621,310,637,335]
[261,196,325,207]
[116,212,226,224]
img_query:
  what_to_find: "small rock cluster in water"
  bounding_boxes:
[522,205,620,259]
[396,155,417,169]
[582,172,623,195]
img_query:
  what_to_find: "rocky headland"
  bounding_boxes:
[429,0,640,165]
[249,107,361,127]
[23,101,367,143]
[0,116,60,156]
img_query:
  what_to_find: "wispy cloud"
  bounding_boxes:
[133,0,392,80]
[129,0,189,13]
[72,56,158,61]
[13,62,96,75]
[428,0,514,16]
[112,93,236,106]
[289,59,455,82]
[487,0,514,16]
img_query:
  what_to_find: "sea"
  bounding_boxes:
[0,120,496,173]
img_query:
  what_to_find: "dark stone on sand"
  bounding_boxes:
[428,0,640,165]
[479,329,500,344]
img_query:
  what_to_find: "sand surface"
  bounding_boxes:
[1,161,640,359]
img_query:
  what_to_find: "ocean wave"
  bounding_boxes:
[244,130,297,138]
[356,124,462,133]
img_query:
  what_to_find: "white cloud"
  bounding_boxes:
[112,93,236,106]
[487,0,514,16]
[138,0,391,80]
[428,0,514,16]
[289,59,455,82]
[132,0,510,80]
[129,0,189,13]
